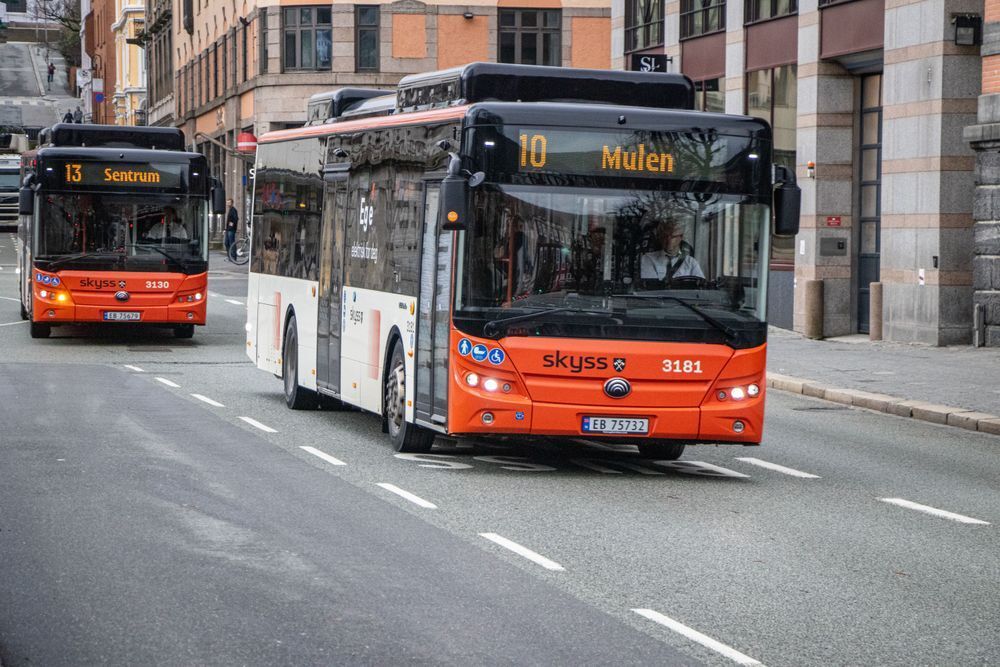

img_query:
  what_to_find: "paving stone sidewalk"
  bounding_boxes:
[766,327,1000,436]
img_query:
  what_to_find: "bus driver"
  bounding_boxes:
[147,207,189,240]
[640,217,704,285]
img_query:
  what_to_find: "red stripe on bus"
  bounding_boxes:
[258,105,470,144]
[368,309,381,380]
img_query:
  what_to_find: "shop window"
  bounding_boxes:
[625,0,664,53]
[679,0,725,39]
[694,77,725,112]
[744,0,797,24]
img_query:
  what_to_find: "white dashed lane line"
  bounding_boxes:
[155,377,180,388]
[123,365,145,372]
[479,533,564,571]
[375,483,436,509]
[225,299,244,306]
[632,609,763,666]
[240,416,277,433]
[879,498,990,525]
[190,393,225,408]
[736,457,820,479]
[300,446,347,466]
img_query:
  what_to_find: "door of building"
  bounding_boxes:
[857,73,882,333]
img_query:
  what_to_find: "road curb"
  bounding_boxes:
[767,372,1000,437]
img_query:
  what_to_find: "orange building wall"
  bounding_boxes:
[393,14,428,59]
[437,15,490,70]
[90,0,117,124]
[570,16,610,69]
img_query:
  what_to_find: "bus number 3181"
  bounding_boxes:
[662,359,702,374]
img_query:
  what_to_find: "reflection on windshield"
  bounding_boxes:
[456,185,770,342]
[36,194,207,270]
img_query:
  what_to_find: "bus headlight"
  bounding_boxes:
[39,290,47,298]
[56,293,67,302]
[483,378,499,392]
[465,373,480,387]
[731,387,746,401]
[747,384,760,397]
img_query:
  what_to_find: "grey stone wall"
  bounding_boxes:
[966,86,1000,346]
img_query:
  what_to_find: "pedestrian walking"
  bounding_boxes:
[46,62,54,88]
[61,110,73,123]
[73,106,82,123]
[224,198,238,260]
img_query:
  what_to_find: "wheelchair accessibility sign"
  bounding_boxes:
[487,348,505,365]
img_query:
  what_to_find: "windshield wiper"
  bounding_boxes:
[482,305,614,338]
[38,251,122,271]
[132,245,189,272]
[612,293,743,344]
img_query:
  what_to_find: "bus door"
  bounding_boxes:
[317,168,348,395]
[414,183,451,429]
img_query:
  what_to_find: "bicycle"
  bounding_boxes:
[228,235,250,264]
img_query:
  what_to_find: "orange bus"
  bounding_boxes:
[16,124,225,339]
[245,63,800,460]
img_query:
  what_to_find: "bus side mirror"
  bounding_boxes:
[18,186,33,216]
[773,166,800,237]
[440,174,469,231]
[211,181,225,215]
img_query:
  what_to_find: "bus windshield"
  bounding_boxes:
[34,193,208,271]
[454,185,770,346]
[0,171,20,188]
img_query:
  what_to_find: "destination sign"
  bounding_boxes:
[510,128,742,183]
[45,160,185,190]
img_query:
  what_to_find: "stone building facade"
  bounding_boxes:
[966,1,1000,346]
[614,0,984,345]
[145,0,611,230]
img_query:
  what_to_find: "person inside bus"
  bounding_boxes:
[639,217,704,286]
[146,207,189,241]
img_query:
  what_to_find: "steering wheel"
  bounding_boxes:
[669,275,706,289]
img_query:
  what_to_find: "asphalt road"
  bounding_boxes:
[1,234,998,666]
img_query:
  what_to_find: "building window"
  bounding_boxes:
[355,6,380,71]
[283,6,332,71]
[694,77,725,112]
[679,0,725,39]
[746,64,797,264]
[498,9,561,66]
[744,0,796,24]
[625,0,663,53]
[259,8,269,75]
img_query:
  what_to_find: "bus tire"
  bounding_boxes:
[637,441,685,460]
[29,321,51,339]
[283,315,318,410]
[174,324,195,339]
[384,343,434,453]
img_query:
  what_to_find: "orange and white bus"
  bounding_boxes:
[245,63,800,459]
[16,124,225,339]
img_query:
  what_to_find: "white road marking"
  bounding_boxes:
[190,393,224,407]
[123,364,145,372]
[631,609,763,666]
[0,295,19,301]
[736,457,820,479]
[155,377,180,388]
[479,533,564,571]
[208,291,221,297]
[376,483,437,509]
[225,299,244,306]
[300,445,346,466]
[879,498,990,525]
[240,416,277,433]
[657,461,750,478]
[0,320,28,327]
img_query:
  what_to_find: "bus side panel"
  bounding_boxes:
[253,274,320,390]
[340,286,417,419]
[245,271,261,364]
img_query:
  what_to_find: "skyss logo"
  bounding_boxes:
[542,351,610,373]
[79,277,118,289]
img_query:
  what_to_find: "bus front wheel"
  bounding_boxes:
[283,315,318,410]
[30,321,51,339]
[637,441,685,460]
[384,343,434,453]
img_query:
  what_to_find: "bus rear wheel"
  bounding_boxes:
[384,343,434,453]
[174,324,195,339]
[29,321,51,339]
[637,441,685,460]
[283,315,318,410]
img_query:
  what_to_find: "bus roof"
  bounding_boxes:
[40,124,186,151]
[36,146,207,164]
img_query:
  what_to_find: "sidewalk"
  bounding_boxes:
[766,327,1000,436]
